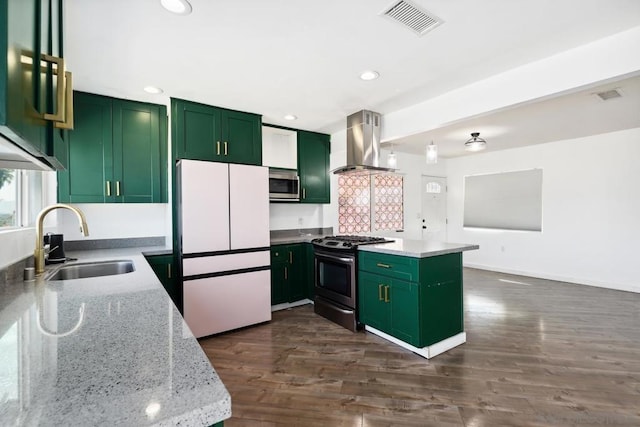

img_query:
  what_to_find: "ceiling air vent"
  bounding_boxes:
[595,89,622,101]
[381,0,443,36]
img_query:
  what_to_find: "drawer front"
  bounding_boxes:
[358,251,418,282]
[183,250,270,276]
[270,245,290,263]
[183,270,271,338]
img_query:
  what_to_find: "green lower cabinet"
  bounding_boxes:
[270,261,287,305]
[358,251,463,348]
[358,272,390,331]
[145,254,178,307]
[304,243,315,300]
[270,244,307,305]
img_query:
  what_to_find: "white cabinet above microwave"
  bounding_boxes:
[262,125,297,170]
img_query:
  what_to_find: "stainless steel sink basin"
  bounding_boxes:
[46,260,135,281]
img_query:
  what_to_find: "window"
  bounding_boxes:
[0,169,17,227]
[0,169,46,229]
[338,173,403,234]
[464,169,543,231]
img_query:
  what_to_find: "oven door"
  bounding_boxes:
[314,249,356,309]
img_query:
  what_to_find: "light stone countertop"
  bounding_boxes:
[357,237,479,258]
[270,234,324,245]
[0,247,230,427]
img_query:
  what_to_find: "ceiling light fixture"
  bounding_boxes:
[283,114,297,121]
[426,141,438,164]
[387,151,397,169]
[465,132,487,152]
[143,86,164,94]
[160,0,192,15]
[359,70,380,81]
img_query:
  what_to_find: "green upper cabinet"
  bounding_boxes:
[57,92,168,203]
[298,130,330,204]
[112,99,165,203]
[172,98,261,165]
[1,0,70,169]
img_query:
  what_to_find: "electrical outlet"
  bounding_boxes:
[298,217,304,226]
[501,246,505,253]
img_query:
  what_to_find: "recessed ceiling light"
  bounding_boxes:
[143,86,164,94]
[360,70,380,81]
[160,0,192,15]
[284,114,297,121]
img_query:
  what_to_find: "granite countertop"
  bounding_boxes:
[357,237,479,258]
[0,247,230,426]
[270,234,324,245]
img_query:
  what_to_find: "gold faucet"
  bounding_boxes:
[34,204,89,274]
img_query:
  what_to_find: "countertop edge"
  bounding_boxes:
[358,242,480,258]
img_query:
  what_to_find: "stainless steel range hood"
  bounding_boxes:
[332,110,395,175]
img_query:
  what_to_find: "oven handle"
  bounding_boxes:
[315,252,355,265]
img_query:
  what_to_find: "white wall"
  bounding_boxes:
[58,203,169,241]
[372,149,447,240]
[446,128,640,293]
[323,129,449,239]
[269,203,323,230]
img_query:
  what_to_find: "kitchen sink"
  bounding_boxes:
[45,260,135,281]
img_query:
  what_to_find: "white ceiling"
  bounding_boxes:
[385,73,640,157]
[66,0,640,149]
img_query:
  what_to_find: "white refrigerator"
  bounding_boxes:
[177,159,271,338]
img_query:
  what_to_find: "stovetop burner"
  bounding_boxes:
[311,235,394,250]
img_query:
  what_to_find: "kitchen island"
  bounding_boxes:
[358,238,479,358]
[0,248,230,426]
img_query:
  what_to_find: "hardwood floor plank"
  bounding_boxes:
[199,268,640,426]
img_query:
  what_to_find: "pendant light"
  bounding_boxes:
[387,144,397,168]
[426,141,438,164]
[465,132,487,152]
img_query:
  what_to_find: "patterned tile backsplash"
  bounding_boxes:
[338,174,403,234]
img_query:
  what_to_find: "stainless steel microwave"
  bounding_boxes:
[269,169,299,201]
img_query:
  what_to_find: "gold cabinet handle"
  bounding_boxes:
[116,181,121,196]
[224,141,228,155]
[378,284,384,301]
[284,266,288,280]
[106,181,111,196]
[289,251,293,264]
[376,263,391,268]
[167,264,172,279]
[54,71,74,129]
[216,141,220,156]
[384,285,390,303]
[41,54,65,123]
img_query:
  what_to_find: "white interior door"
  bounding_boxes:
[229,164,270,249]
[421,176,447,241]
[179,160,230,254]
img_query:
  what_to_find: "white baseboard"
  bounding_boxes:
[271,299,313,312]
[463,263,639,294]
[364,326,466,359]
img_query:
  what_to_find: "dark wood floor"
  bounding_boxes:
[199,268,640,426]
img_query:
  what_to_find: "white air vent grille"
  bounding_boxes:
[595,89,622,101]
[382,0,442,36]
